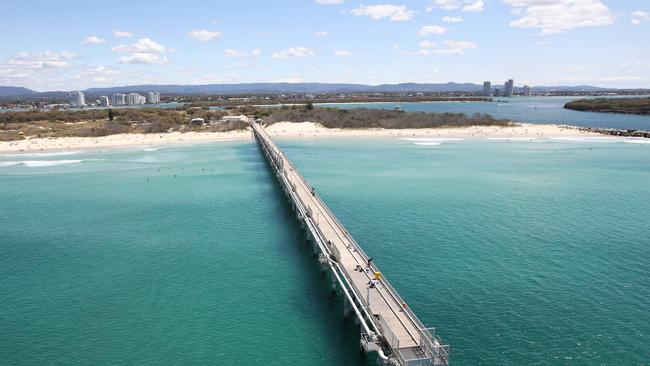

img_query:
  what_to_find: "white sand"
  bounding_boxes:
[264,122,599,140]
[0,122,600,154]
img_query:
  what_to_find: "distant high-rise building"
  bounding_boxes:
[504,79,514,97]
[127,93,146,106]
[494,88,501,97]
[111,93,126,106]
[522,85,531,97]
[69,91,86,107]
[147,91,161,104]
[99,96,110,107]
[482,81,492,96]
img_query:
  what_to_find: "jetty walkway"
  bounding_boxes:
[251,121,449,366]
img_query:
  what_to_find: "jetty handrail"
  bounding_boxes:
[253,124,382,336]
[251,121,449,365]
[268,136,440,348]
[285,141,450,360]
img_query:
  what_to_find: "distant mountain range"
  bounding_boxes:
[0,86,39,98]
[0,82,642,100]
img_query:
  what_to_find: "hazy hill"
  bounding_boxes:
[0,86,38,97]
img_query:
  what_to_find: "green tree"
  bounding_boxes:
[107,109,114,121]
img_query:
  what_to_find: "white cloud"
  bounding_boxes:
[463,0,484,12]
[419,41,438,49]
[350,4,415,21]
[315,0,343,4]
[112,39,168,65]
[427,0,484,12]
[334,50,353,56]
[113,29,133,38]
[314,31,329,37]
[503,0,615,35]
[0,52,168,90]
[76,66,120,83]
[112,38,167,54]
[0,51,84,90]
[82,36,106,45]
[621,61,650,68]
[441,40,476,50]
[400,40,476,56]
[536,40,551,46]
[221,61,253,70]
[188,29,222,42]
[224,49,262,57]
[442,16,463,23]
[272,47,315,59]
[418,25,447,36]
[630,10,649,25]
[428,0,460,11]
[400,49,431,56]
[117,53,168,65]
[3,51,75,70]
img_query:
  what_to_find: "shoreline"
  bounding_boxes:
[0,122,603,154]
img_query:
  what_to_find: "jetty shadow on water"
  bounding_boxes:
[247,139,375,366]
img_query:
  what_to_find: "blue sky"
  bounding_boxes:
[1,0,648,91]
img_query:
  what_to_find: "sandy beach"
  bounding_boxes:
[0,122,601,154]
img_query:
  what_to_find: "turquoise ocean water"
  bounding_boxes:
[1,136,649,365]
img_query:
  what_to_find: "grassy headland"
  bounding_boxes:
[564,98,650,115]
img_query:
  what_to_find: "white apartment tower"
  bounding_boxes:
[99,96,110,107]
[147,92,161,104]
[111,93,127,106]
[127,93,146,105]
[523,85,532,97]
[69,91,86,107]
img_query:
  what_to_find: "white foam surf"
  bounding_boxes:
[0,151,82,158]
[0,160,84,168]
[488,138,537,141]
[400,137,465,142]
[622,139,650,145]
[550,137,622,143]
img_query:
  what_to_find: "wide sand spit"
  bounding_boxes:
[0,122,602,154]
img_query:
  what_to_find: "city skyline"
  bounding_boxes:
[1,0,649,91]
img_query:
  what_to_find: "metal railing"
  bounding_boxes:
[252,122,449,365]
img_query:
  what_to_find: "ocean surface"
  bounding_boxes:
[318,96,650,131]
[1,137,649,365]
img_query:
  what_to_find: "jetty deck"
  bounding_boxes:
[251,121,449,366]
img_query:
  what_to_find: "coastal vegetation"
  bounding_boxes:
[1,104,508,141]
[0,107,237,141]
[263,107,510,129]
[564,98,650,115]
